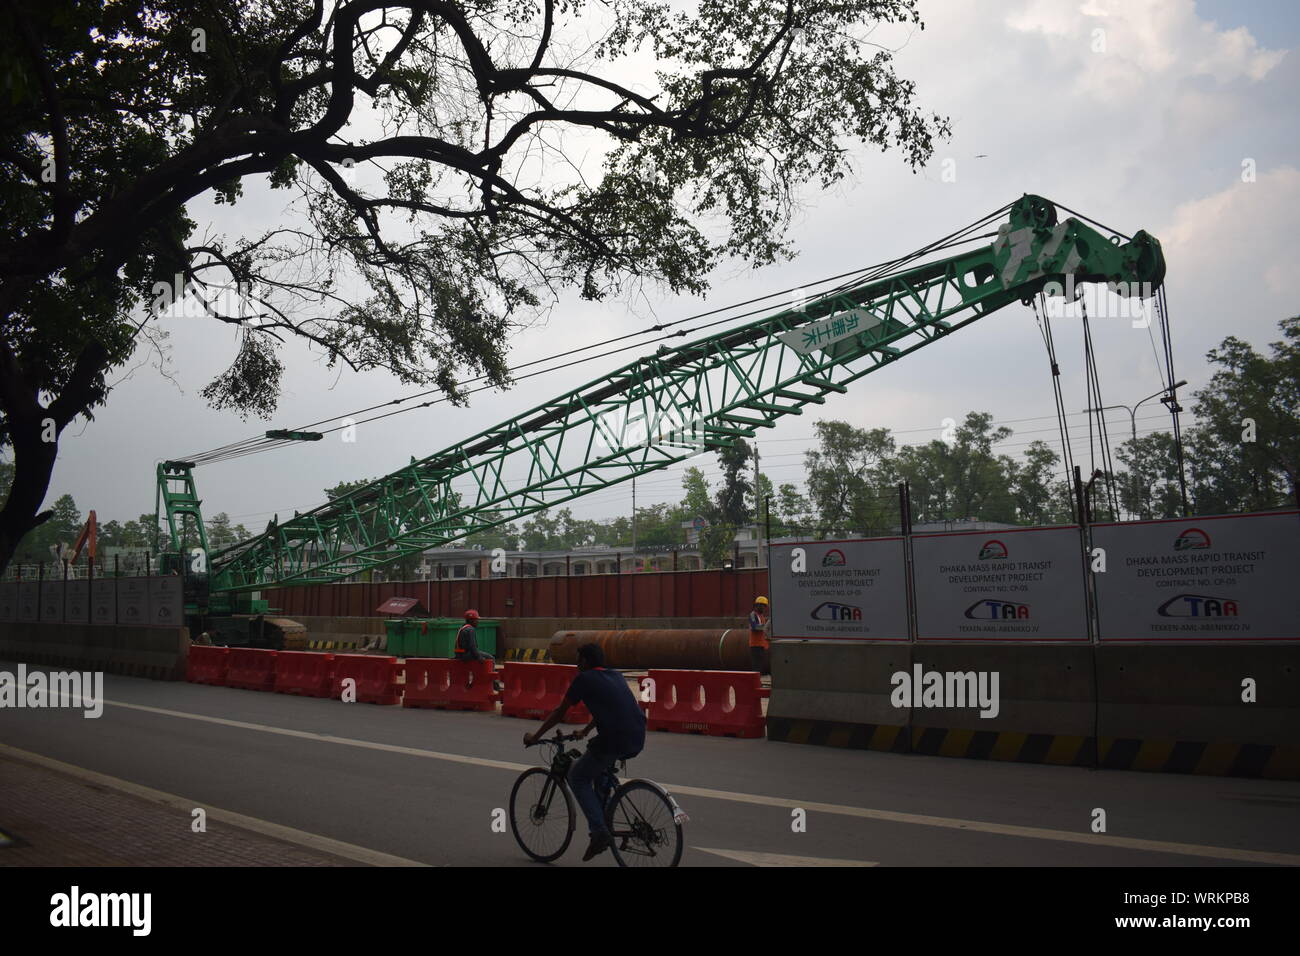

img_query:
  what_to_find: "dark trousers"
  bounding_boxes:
[749,645,769,674]
[568,746,619,836]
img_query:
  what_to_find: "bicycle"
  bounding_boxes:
[512,730,686,867]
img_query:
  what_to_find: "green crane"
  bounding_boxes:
[158,195,1165,593]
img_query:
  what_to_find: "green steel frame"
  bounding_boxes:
[157,196,1164,591]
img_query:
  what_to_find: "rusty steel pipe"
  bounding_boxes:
[548,629,752,671]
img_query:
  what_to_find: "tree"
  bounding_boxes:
[1010,440,1067,525]
[0,1,948,574]
[715,439,754,527]
[678,466,733,567]
[1186,316,1298,513]
[206,511,251,550]
[1115,432,1183,520]
[519,507,596,551]
[804,420,894,537]
[18,492,81,562]
[893,413,1013,525]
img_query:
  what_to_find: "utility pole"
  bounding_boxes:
[631,475,637,569]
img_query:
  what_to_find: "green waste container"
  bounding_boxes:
[384,619,407,655]
[402,619,425,657]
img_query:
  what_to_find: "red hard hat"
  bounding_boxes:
[464,609,480,621]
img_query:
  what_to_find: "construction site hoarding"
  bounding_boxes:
[148,575,185,627]
[1092,511,1300,641]
[65,579,90,624]
[91,579,116,625]
[0,582,14,621]
[911,526,1089,641]
[39,580,63,623]
[768,538,909,641]
[116,577,150,627]
[17,582,38,622]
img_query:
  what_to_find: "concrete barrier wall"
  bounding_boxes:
[0,622,189,681]
[908,645,1096,738]
[768,640,1300,779]
[769,641,910,728]
[1097,645,1300,747]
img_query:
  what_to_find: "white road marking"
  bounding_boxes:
[696,847,877,867]
[23,695,1300,867]
[0,741,430,868]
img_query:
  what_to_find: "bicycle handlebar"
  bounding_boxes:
[525,731,582,747]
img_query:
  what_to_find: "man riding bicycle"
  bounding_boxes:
[524,642,646,861]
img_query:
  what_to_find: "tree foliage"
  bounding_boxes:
[0,0,948,573]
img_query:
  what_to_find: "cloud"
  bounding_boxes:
[1004,0,1286,102]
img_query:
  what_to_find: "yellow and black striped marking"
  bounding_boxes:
[306,639,360,651]
[765,718,1300,781]
[504,648,550,662]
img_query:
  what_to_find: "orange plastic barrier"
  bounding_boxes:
[645,669,765,738]
[186,645,230,685]
[331,654,403,705]
[500,662,590,723]
[225,648,278,691]
[274,650,336,698]
[403,658,496,712]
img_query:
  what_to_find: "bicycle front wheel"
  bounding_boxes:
[509,768,575,863]
[605,780,683,868]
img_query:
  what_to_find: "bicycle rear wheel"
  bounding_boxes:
[605,780,683,867]
[509,768,575,862]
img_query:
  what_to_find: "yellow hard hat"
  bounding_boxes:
[754,596,769,605]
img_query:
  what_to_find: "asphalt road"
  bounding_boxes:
[3,663,1298,867]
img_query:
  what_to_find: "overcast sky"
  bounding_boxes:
[39,0,1300,533]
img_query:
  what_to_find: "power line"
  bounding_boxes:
[180,204,1016,466]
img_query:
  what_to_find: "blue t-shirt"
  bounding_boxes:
[565,668,646,758]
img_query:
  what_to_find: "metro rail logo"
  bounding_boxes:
[978,539,1008,560]
[822,548,847,566]
[811,601,862,621]
[1173,527,1211,551]
[964,599,1031,620]
[1157,594,1240,617]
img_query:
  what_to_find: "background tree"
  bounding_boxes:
[893,412,1013,525]
[1186,316,1298,513]
[205,512,251,550]
[1010,440,1067,525]
[715,439,754,528]
[1115,432,1183,520]
[0,0,948,574]
[804,420,894,537]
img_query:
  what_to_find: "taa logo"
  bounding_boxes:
[1173,527,1211,551]
[978,539,1008,560]
[811,602,862,621]
[822,548,847,567]
[964,599,1030,620]
[1157,594,1239,618]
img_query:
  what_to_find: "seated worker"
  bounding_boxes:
[524,643,646,861]
[454,609,502,690]
[453,609,493,661]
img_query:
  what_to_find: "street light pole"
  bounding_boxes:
[1083,380,1187,446]
[1083,380,1190,518]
